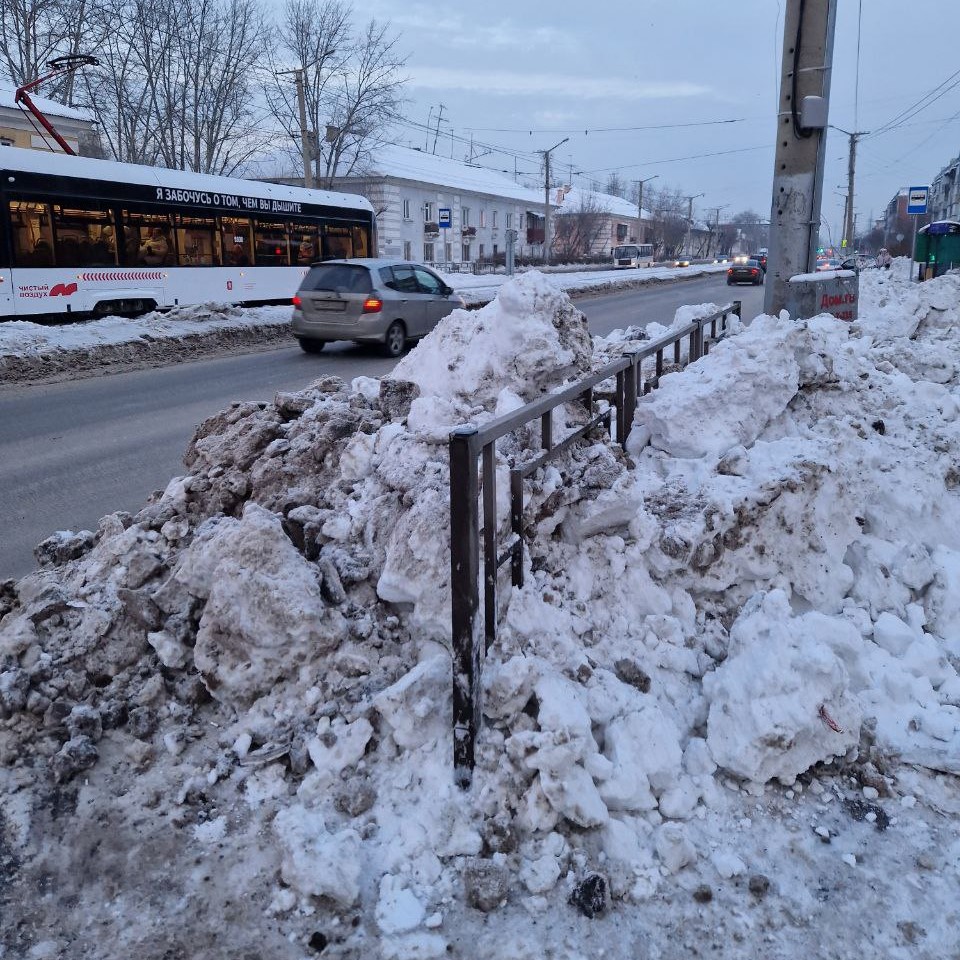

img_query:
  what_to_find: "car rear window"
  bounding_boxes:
[300,264,372,293]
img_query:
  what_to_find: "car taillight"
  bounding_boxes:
[362,297,383,313]
[751,269,758,275]
[727,268,733,274]
[292,295,301,307]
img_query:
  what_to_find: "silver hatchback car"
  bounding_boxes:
[291,258,463,357]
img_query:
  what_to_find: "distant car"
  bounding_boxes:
[816,257,841,272]
[727,258,764,285]
[749,252,768,271]
[291,258,463,357]
[673,258,691,268]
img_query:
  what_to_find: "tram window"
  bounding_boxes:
[8,200,56,267]
[220,216,252,267]
[253,220,289,266]
[52,204,118,267]
[351,225,369,259]
[121,210,175,267]
[290,223,319,265]
[175,214,219,267]
[323,225,353,259]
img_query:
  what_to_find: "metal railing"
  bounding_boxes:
[448,301,741,787]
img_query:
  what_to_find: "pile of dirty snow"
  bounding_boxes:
[1,269,959,960]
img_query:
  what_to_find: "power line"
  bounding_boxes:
[867,66,960,140]
[464,117,750,135]
[581,144,772,176]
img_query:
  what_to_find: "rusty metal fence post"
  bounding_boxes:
[449,426,481,788]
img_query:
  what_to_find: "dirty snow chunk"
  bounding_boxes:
[391,271,593,407]
[628,313,810,459]
[306,716,373,781]
[190,503,335,706]
[704,591,861,784]
[598,705,682,811]
[274,806,362,907]
[373,655,449,750]
[520,855,561,894]
[376,875,426,934]
[711,850,746,879]
[192,815,227,844]
[655,823,696,873]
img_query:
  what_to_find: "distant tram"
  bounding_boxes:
[612,242,654,268]
[0,147,375,319]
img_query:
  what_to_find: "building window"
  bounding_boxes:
[403,239,412,260]
[462,207,470,227]
[492,210,498,228]
[403,198,410,220]
[506,212,513,229]
[0,136,14,147]
[423,201,434,222]
[423,242,434,262]
[493,244,498,257]
[444,242,452,262]
[479,243,485,259]
[462,243,470,262]
[616,222,628,241]
[479,210,486,228]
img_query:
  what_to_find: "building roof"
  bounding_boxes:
[352,142,545,206]
[0,84,93,122]
[556,185,650,220]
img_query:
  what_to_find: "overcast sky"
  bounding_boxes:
[361,0,960,238]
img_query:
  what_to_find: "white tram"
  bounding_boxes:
[0,148,375,319]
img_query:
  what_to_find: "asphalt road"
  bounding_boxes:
[0,274,764,580]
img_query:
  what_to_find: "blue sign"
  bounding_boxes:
[907,186,929,216]
[438,207,451,228]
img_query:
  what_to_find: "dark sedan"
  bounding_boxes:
[727,259,764,285]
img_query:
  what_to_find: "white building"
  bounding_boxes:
[328,143,550,267]
[552,186,650,258]
[0,85,95,154]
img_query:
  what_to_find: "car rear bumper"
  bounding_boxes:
[291,309,388,343]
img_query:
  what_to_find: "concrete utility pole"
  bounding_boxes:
[833,126,868,250]
[765,0,838,314]
[633,175,658,243]
[277,67,312,189]
[706,205,728,256]
[540,137,569,265]
[681,193,704,257]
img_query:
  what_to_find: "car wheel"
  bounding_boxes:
[383,321,407,357]
[297,338,325,354]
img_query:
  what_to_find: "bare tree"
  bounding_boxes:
[76,0,168,165]
[731,210,768,253]
[605,171,625,199]
[316,18,406,186]
[647,186,687,258]
[553,192,606,261]
[268,0,406,187]
[74,0,268,173]
[0,0,85,92]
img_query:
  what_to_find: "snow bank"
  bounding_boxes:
[2,270,960,958]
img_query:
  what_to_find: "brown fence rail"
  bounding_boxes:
[448,301,741,787]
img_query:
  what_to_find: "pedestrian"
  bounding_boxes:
[877,247,892,270]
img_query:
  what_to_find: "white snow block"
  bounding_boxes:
[704,591,861,784]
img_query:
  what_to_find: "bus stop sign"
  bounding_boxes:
[907,186,929,215]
